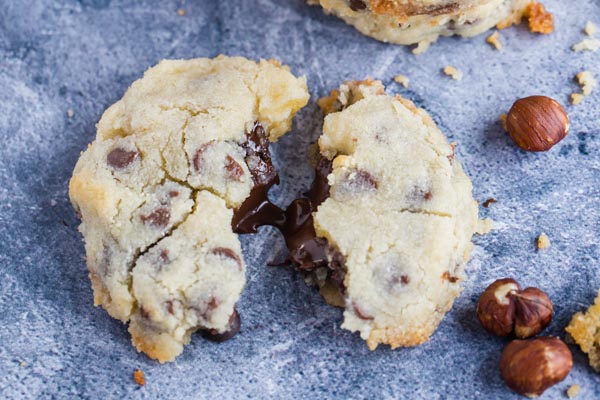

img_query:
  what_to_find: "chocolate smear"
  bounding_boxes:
[231,122,285,233]
[200,309,241,342]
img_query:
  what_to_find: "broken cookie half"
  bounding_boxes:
[69,56,309,362]
[281,80,479,349]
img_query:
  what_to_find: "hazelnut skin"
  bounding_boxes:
[477,278,521,336]
[506,96,569,152]
[513,288,553,339]
[500,337,572,397]
[476,279,553,338]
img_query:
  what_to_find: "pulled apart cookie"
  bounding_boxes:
[69,56,309,362]
[309,0,536,48]
[284,80,479,349]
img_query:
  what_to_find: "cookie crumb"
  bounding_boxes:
[525,2,554,34]
[486,31,502,50]
[443,65,463,81]
[499,113,508,132]
[476,218,494,234]
[177,8,186,16]
[67,109,74,118]
[576,71,597,96]
[573,38,600,52]
[133,369,145,386]
[19,361,27,367]
[412,40,431,55]
[567,384,581,398]
[393,74,410,89]
[571,93,585,105]
[482,198,497,208]
[585,21,597,36]
[537,233,550,249]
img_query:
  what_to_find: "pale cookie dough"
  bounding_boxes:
[314,80,479,349]
[566,290,600,372]
[69,55,309,362]
[309,0,533,48]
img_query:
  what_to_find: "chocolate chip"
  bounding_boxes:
[349,0,367,11]
[342,169,377,191]
[200,309,241,342]
[165,300,175,315]
[442,271,459,283]
[211,247,242,269]
[352,302,374,320]
[482,198,497,208]
[409,185,432,202]
[225,155,244,181]
[107,147,139,169]
[141,207,170,228]
[194,296,221,321]
[140,307,151,320]
[424,3,459,16]
[192,141,215,172]
[159,249,170,263]
[169,191,179,198]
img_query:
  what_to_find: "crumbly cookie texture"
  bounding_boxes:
[69,55,309,362]
[314,80,479,349]
[308,0,535,48]
[566,290,600,372]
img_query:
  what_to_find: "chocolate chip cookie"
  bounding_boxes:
[309,0,533,49]
[69,55,309,362]
[279,80,479,349]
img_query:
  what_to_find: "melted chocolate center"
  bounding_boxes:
[231,123,344,290]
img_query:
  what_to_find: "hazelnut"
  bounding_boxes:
[476,278,553,338]
[500,337,572,397]
[506,96,569,152]
[513,288,553,339]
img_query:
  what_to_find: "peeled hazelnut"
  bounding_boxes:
[476,278,553,338]
[500,337,573,397]
[506,96,569,152]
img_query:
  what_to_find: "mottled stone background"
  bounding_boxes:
[1,1,599,398]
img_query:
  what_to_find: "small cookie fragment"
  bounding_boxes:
[393,74,410,89]
[571,93,585,105]
[133,369,145,386]
[443,65,463,81]
[525,2,554,34]
[67,109,75,118]
[499,113,508,132]
[486,31,503,50]
[566,290,600,372]
[576,71,597,96]
[571,71,597,105]
[584,21,597,36]
[573,39,600,52]
[567,384,581,398]
[537,232,550,249]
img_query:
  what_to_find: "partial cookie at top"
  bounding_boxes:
[307,80,479,349]
[309,0,535,48]
[69,55,309,362]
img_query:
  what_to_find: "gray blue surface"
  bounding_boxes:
[1,0,599,398]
